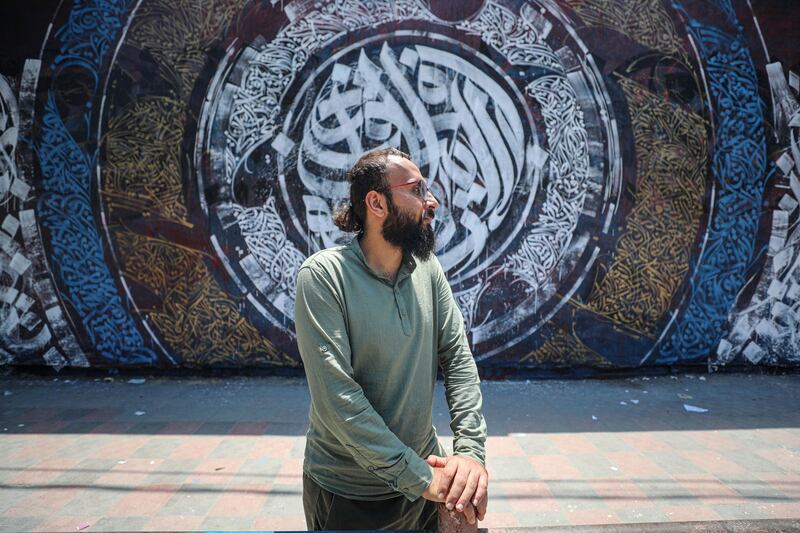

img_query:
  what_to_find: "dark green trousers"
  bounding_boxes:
[303,473,437,530]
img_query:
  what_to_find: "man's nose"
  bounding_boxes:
[425,191,439,210]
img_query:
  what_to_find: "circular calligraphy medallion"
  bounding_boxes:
[195,0,621,358]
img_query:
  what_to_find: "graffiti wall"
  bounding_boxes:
[0,0,798,371]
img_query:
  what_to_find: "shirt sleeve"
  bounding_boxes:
[294,264,433,501]
[433,259,487,465]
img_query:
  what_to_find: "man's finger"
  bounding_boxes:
[446,467,469,510]
[476,490,488,521]
[456,471,479,514]
[472,473,488,508]
[462,503,476,525]
[437,461,457,500]
[426,454,447,468]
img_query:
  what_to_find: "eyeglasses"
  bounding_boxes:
[389,179,432,201]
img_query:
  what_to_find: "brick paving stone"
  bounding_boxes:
[588,479,652,510]
[94,435,150,460]
[208,483,271,516]
[50,458,119,486]
[689,430,742,451]
[107,483,179,517]
[568,453,625,480]
[275,457,304,485]
[615,507,673,523]
[478,511,519,528]
[549,434,600,455]
[209,436,257,458]
[754,472,800,499]
[143,515,205,531]
[729,429,785,450]
[249,436,296,459]
[712,503,774,520]
[8,436,68,462]
[585,433,636,452]
[131,436,184,459]
[567,508,620,526]
[142,459,200,484]
[485,436,525,457]
[2,486,83,516]
[754,447,800,473]
[187,458,244,485]
[169,436,225,460]
[645,449,704,474]
[88,516,150,531]
[514,434,560,455]
[237,456,284,484]
[682,451,748,476]
[260,484,304,516]
[768,502,800,519]
[500,480,555,513]
[156,484,223,516]
[545,480,606,511]
[606,452,669,478]
[201,515,256,530]
[252,514,307,530]
[94,458,164,486]
[655,432,705,451]
[58,487,126,517]
[633,478,695,505]
[528,454,581,480]
[6,458,80,485]
[30,515,99,533]
[513,510,570,527]
[718,473,794,503]
[672,473,744,505]
[661,504,722,522]
[488,456,537,481]
[620,431,672,452]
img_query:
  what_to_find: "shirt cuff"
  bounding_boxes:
[392,448,433,501]
[454,438,486,465]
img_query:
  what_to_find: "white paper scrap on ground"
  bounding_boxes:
[683,404,709,413]
[134,411,146,416]
[127,378,146,384]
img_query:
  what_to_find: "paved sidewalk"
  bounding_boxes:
[0,372,797,532]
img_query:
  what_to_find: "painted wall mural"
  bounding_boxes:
[0,0,798,371]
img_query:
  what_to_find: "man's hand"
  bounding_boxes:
[421,464,479,524]
[426,454,488,523]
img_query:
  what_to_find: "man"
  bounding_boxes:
[294,148,488,530]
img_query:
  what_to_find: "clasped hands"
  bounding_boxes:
[421,454,488,524]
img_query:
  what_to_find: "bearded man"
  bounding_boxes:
[294,148,489,530]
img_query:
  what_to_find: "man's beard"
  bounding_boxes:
[382,199,436,261]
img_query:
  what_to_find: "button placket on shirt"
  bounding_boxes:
[394,279,411,337]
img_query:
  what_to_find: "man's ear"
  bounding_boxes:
[364,190,388,220]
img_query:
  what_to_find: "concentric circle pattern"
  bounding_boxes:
[1,0,798,370]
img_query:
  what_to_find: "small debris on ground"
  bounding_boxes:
[134,411,146,416]
[683,404,709,413]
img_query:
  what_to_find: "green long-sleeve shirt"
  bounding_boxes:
[294,237,486,502]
